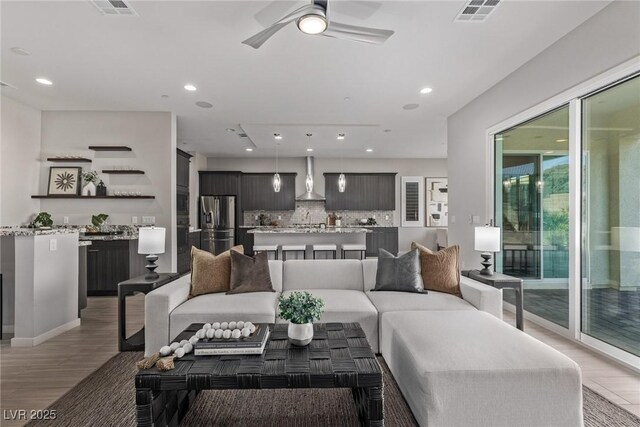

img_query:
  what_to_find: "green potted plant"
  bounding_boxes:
[31,212,53,228]
[278,291,325,346]
[81,170,100,196]
[86,213,109,233]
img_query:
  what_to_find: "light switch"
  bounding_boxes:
[132,216,138,225]
[49,239,57,251]
[451,215,456,224]
[63,216,69,224]
[142,216,155,225]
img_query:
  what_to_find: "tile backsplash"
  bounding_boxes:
[244,201,394,227]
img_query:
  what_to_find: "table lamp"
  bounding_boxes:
[475,226,501,275]
[138,226,165,279]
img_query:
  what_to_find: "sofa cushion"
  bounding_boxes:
[228,251,275,294]
[412,242,462,297]
[169,292,278,341]
[283,260,364,291]
[189,245,243,297]
[366,290,475,314]
[373,249,424,293]
[278,289,379,353]
[380,311,583,427]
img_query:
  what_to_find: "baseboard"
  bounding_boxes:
[11,318,81,347]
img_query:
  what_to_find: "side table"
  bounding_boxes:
[118,273,180,352]
[462,270,524,331]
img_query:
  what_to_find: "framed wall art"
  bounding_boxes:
[48,166,82,196]
[425,177,448,227]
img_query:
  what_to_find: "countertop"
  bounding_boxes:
[248,227,371,234]
[0,227,80,237]
[240,225,393,229]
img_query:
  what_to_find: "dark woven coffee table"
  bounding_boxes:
[135,322,384,426]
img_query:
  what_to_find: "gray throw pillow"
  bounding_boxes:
[228,251,275,294]
[373,249,425,293]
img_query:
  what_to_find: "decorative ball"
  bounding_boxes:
[196,329,206,339]
[241,328,251,338]
[169,342,180,352]
[244,322,253,330]
[248,324,256,334]
[214,329,223,339]
[231,329,241,339]
[206,328,215,339]
[174,347,185,358]
[183,343,193,354]
[212,322,221,330]
[228,321,237,330]
[203,323,212,330]
[237,321,245,329]
[220,322,229,330]
[222,329,232,339]
[160,346,171,356]
[179,340,188,347]
[189,336,199,345]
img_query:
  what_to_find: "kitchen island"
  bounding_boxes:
[248,227,370,259]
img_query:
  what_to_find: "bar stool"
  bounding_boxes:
[313,244,337,259]
[253,244,279,260]
[282,245,306,261]
[342,243,367,260]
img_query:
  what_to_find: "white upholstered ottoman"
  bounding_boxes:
[380,311,583,427]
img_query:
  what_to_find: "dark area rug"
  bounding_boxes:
[26,352,640,427]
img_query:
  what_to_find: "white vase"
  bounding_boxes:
[288,322,313,346]
[82,182,96,197]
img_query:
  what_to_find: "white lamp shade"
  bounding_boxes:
[611,227,640,252]
[138,227,166,254]
[475,226,501,252]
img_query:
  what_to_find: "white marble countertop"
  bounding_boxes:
[248,227,371,234]
[0,227,80,237]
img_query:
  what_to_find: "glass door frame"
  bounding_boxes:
[484,56,640,371]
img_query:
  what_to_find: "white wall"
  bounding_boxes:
[0,96,42,226]
[206,156,448,251]
[447,1,640,269]
[38,111,177,271]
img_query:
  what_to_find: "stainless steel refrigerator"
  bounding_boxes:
[201,196,236,255]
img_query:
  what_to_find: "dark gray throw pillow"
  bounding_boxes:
[228,251,275,294]
[373,249,425,293]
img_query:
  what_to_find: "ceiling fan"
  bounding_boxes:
[242,0,394,49]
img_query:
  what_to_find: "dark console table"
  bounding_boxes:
[118,273,180,352]
[135,322,384,426]
[462,270,524,331]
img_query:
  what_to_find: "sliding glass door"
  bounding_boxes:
[495,106,570,328]
[581,75,640,356]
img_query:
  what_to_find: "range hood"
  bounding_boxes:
[296,156,325,201]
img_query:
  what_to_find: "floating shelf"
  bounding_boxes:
[47,157,92,163]
[88,146,132,151]
[102,170,145,174]
[31,195,154,199]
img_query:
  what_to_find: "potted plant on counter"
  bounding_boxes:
[30,211,53,229]
[278,291,325,346]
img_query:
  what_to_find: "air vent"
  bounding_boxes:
[237,133,248,138]
[455,0,500,22]
[91,0,137,16]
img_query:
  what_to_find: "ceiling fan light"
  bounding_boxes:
[297,14,327,35]
[338,173,346,193]
[273,173,281,193]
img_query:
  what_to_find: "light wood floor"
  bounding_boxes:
[1,297,638,427]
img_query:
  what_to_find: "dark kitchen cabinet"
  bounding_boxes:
[236,228,255,255]
[199,171,242,197]
[188,230,201,251]
[324,173,396,210]
[365,227,399,257]
[87,240,145,296]
[241,173,296,211]
[176,149,191,189]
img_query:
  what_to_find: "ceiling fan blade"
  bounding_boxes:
[242,4,315,49]
[323,21,394,45]
[253,1,299,28]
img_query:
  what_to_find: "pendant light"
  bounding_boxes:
[273,142,281,192]
[338,134,346,192]
[305,134,314,192]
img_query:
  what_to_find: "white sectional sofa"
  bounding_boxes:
[144,258,583,426]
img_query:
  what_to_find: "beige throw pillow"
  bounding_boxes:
[410,242,462,298]
[189,245,244,298]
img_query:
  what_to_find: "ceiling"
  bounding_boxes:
[1,0,611,158]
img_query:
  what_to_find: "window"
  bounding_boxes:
[402,177,424,227]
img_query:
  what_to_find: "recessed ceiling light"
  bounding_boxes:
[10,47,31,56]
[306,148,314,152]
[184,84,197,91]
[245,148,253,152]
[343,97,351,101]
[420,87,433,94]
[402,103,419,110]
[545,151,554,154]
[337,134,345,140]
[366,148,373,152]
[226,128,236,132]
[161,94,169,98]
[195,101,213,108]
[35,77,53,86]
[556,139,568,142]
[274,133,283,140]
